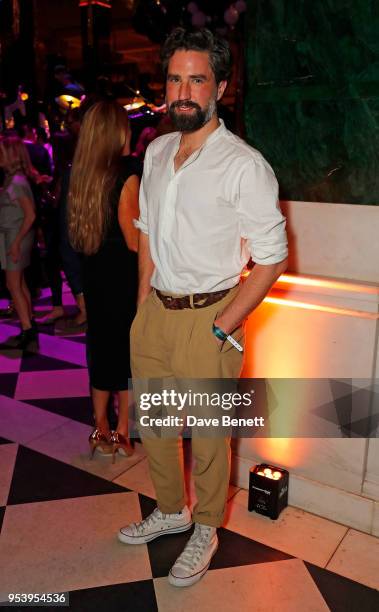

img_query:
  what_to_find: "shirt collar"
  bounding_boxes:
[172,117,227,151]
[204,117,227,147]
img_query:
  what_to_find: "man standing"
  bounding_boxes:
[118,28,288,587]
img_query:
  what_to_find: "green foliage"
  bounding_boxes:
[245,0,379,204]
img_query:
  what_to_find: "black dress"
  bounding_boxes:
[83,156,142,391]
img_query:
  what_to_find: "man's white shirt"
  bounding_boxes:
[135,119,288,294]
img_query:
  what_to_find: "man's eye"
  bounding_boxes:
[168,77,179,83]
[193,79,203,84]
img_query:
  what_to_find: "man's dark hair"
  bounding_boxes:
[161,28,232,84]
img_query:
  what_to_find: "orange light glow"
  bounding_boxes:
[264,296,379,320]
[20,93,29,101]
[79,1,111,7]
[278,274,378,294]
[241,270,378,296]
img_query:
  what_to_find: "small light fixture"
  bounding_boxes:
[248,463,289,520]
[55,94,81,109]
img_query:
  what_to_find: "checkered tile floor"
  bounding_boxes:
[0,287,378,611]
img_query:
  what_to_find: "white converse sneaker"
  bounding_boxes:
[118,505,192,545]
[168,523,218,587]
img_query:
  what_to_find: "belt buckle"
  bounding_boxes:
[193,293,209,309]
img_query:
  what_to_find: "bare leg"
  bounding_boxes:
[112,390,133,458]
[117,390,130,437]
[74,292,87,325]
[21,275,32,320]
[38,305,65,324]
[92,387,111,434]
[6,270,32,329]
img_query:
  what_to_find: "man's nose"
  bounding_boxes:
[178,81,191,100]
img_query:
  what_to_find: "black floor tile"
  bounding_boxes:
[139,493,195,579]
[20,352,84,372]
[138,493,293,579]
[211,527,293,570]
[0,319,19,329]
[69,579,158,612]
[147,524,293,579]
[61,335,86,344]
[147,525,195,579]
[33,295,52,306]
[7,446,130,505]
[35,326,57,336]
[139,493,157,520]
[24,397,93,425]
[0,506,5,533]
[305,562,379,612]
[0,373,19,398]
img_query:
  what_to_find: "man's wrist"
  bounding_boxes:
[137,287,152,306]
[212,324,227,342]
[213,316,234,336]
[212,322,244,353]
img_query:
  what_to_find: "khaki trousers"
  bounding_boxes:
[130,286,244,527]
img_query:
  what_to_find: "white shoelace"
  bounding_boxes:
[174,524,214,571]
[131,508,166,535]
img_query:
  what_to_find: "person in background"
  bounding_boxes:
[19,123,66,326]
[68,101,142,459]
[58,162,87,329]
[0,136,37,349]
[53,65,85,100]
[19,123,53,304]
[21,124,53,177]
[132,127,157,161]
[57,101,104,331]
[36,127,54,175]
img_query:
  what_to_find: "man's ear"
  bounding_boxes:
[217,80,228,101]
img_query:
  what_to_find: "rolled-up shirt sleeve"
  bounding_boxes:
[236,159,288,265]
[134,145,151,234]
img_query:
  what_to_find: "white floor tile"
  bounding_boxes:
[0,396,69,444]
[154,558,329,612]
[0,492,151,599]
[226,490,348,567]
[327,529,379,590]
[15,369,89,400]
[25,419,147,481]
[0,443,18,505]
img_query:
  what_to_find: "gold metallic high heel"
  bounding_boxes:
[89,428,113,458]
[110,431,134,463]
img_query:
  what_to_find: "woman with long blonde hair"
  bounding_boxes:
[68,101,142,460]
[0,136,37,348]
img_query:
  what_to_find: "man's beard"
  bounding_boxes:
[168,98,216,132]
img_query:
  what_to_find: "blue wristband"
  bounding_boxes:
[212,323,244,353]
[212,324,227,341]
